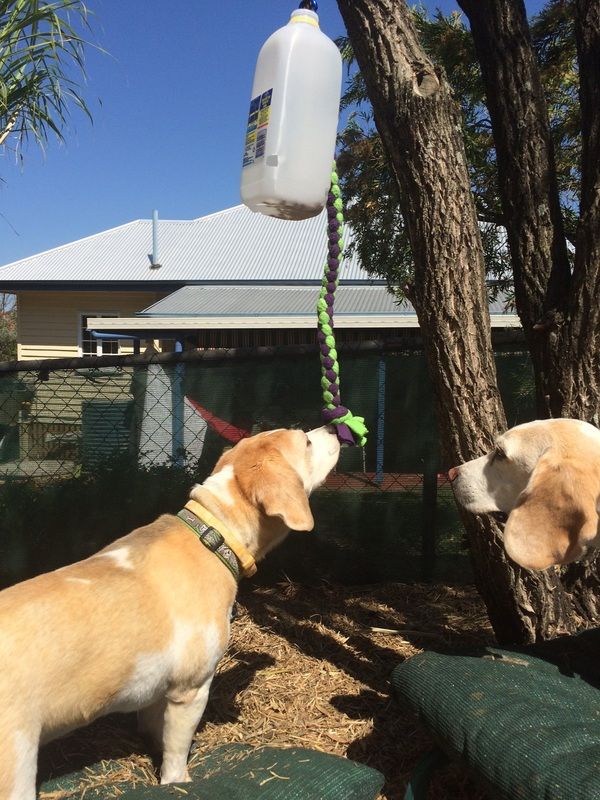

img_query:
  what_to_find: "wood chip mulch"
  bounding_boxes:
[39,582,495,800]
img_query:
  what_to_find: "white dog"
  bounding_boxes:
[0,426,340,800]
[449,418,600,570]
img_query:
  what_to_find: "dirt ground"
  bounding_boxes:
[39,581,495,799]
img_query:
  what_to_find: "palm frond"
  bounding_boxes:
[0,0,93,152]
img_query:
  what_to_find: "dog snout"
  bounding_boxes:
[448,466,459,482]
[309,424,337,437]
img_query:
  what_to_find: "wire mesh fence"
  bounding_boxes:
[0,341,535,589]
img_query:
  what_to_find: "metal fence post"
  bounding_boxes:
[375,355,386,484]
[171,340,185,467]
[421,440,439,582]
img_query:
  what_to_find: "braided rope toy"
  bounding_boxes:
[317,165,368,447]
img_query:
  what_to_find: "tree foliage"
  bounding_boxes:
[0,0,91,157]
[337,1,579,297]
[0,306,16,361]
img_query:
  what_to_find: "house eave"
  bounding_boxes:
[1,279,386,292]
[87,313,521,332]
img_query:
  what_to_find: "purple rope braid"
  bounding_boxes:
[319,180,355,446]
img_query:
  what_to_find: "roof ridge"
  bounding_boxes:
[0,218,145,271]
[0,205,374,282]
[138,218,195,224]
[191,204,245,223]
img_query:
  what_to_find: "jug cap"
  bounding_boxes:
[289,9,320,27]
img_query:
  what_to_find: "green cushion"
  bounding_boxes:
[40,743,384,799]
[391,632,600,800]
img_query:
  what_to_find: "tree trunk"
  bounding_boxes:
[456,0,572,420]
[336,0,581,644]
[553,0,600,620]
[455,0,600,424]
[555,0,600,424]
[456,0,600,624]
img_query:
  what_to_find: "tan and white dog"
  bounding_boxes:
[0,426,340,800]
[449,418,600,571]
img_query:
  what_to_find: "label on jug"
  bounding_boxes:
[242,88,273,167]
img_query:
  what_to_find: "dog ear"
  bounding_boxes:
[250,450,314,532]
[503,455,599,570]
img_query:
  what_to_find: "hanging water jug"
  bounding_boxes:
[240,6,342,220]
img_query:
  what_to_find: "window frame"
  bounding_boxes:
[78,312,120,357]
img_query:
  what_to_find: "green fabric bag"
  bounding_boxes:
[392,631,600,800]
[40,743,384,799]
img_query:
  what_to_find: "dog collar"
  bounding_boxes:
[177,499,257,580]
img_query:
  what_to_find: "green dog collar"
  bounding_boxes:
[177,506,240,582]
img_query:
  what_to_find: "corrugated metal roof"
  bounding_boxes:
[139,284,514,318]
[0,205,373,284]
[139,285,412,317]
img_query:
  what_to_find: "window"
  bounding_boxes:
[80,313,120,356]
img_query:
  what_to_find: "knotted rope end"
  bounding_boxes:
[322,406,368,448]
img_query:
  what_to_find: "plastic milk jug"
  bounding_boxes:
[240,9,342,220]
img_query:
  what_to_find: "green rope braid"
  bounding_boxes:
[317,164,368,447]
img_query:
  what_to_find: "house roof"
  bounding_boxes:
[1,201,520,331]
[140,284,406,317]
[140,284,514,317]
[87,284,519,332]
[0,205,374,288]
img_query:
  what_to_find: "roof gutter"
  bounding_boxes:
[87,313,521,331]
[90,330,141,341]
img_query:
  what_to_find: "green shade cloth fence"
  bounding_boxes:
[0,344,535,588]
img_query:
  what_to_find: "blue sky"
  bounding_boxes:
[1,0,549,265]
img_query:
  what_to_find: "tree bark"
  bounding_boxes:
[555,0,600,424]
[336,0,580,644]
[456,0,600,426]
[553,0,600,619]
[456,0,600,623]
[456,0,572,419]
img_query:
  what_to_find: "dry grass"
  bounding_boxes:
[39,581,494,799]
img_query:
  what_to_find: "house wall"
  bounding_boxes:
[17,369,136,463]
[16,290,166,360]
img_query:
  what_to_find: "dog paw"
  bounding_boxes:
[161,769,192,785]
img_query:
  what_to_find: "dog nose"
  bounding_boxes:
[448,466,459,482]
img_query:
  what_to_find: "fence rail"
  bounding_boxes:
[0,336,425,373]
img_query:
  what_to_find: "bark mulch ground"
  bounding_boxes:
[39,581,494,799]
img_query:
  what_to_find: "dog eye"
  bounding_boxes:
[306,438,312,448]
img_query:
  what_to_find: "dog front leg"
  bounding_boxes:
[138,697,167,752]
[0,728,38,800]
[159,679,213,784]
